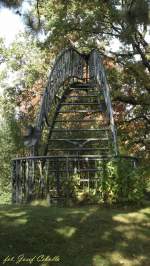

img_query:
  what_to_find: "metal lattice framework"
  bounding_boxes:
[34,48,117,155]
[12,48,137,204]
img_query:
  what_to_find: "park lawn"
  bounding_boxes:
[0,204,149,266]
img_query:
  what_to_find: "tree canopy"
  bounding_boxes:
[11,0,150,158]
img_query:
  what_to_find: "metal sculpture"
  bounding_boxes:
[12,48,123,204]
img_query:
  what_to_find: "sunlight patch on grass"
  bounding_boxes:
[118,241,128,248]
[114,224,136,237]
[101,231,111,241]
[115,225,149,241]
[109,251,134,266]
[139,207,150,214]
[0,210,27,225]
[0,217,27,226]
[56,217,64,222]
[0,211,26,217]
[14,218,27,225]
[67,209,89,215]
[93,254,110,266]
[80,208,97,223]
[109,251,147,266]
[55,226,77,238]
[112,208,150,224]
[40,263,52,266]
[113,219,149,244]
[30,199,50,207]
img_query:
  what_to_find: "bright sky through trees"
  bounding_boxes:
[0,7,24,45]
[0,3,149,52]
[0,3,122,50]
[0,0,32,45]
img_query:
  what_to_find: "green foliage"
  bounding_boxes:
[99,158,147,204]
[25,0,150,55]
[116,160,145,202]
[1,33,48,87]
[0,99,22,204]
[0,189,11,204]
[0,33,50,203]
[50,158,147,205]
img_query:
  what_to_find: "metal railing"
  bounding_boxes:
[12,155,138,204]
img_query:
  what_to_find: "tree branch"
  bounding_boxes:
[36,0,40,27]
[69,26,120,38]
[132,34,150,72]
[113,95,150,106]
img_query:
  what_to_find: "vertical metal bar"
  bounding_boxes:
[30,159,35,200]
[66,156,69,180]
[12,160,17,203]
[18,160,22,203]
[22,160,26,202]
[26,160,29,202]
[46,159,51,205]
[55,159,60,197]
[39,160,45,199]
[15,160,22,204]
[27,160,32,202]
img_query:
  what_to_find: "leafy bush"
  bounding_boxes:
[99,158,146,204]
[64,158,148,205]
[0,186,11,204]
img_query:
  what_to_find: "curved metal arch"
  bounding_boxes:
[36,48,87,131]
[33,48,117,155]
[89,49,118,155]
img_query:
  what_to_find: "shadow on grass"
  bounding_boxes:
[0,204,150,266]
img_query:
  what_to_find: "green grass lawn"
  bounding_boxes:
[0,203,150,266]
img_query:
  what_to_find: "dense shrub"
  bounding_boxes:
[63,158,148,205]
